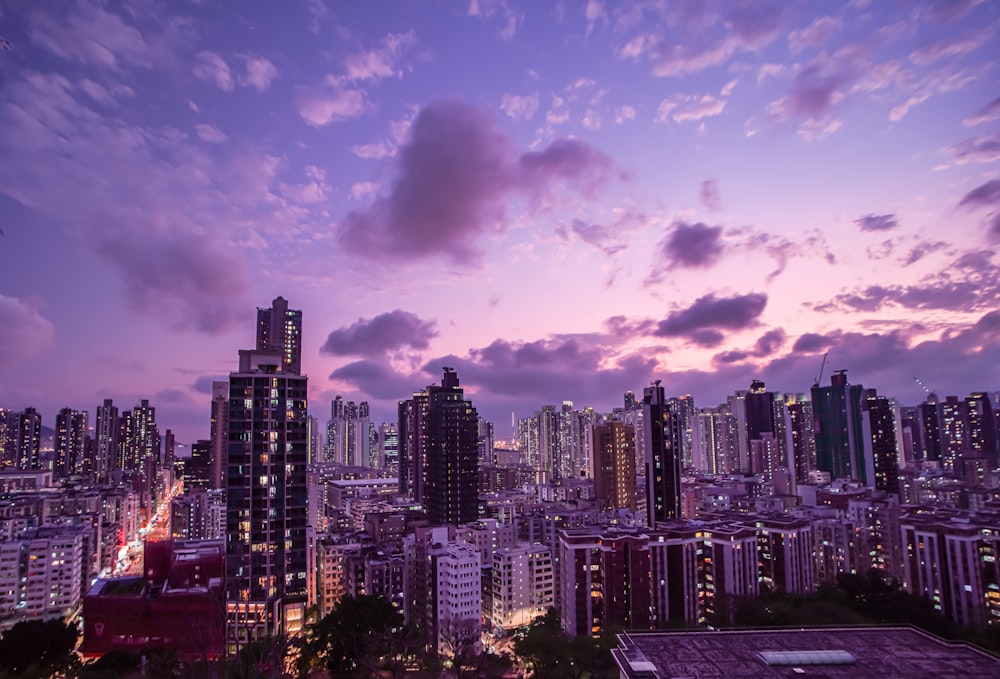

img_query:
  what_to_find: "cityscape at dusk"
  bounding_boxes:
[0,1,998,441]
[2,2,1000,677]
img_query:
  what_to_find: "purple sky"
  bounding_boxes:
[1,1,998,443]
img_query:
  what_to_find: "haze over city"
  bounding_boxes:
[1,0,998,442]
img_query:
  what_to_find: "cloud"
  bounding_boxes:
[941,132,1000,165]
[585,0,607,37]
[614,105,636,123]
[195,123,228,143]
[321,310,438,357]
[656,94,726,123]
[298,87,367,126]
[192,375,227,394]
[350,181,378,200]
[700,179,721,211]
[193,51,234,91]
[855,213,898,231]
[926,0,987,23]
[824,253,1000,314]
[468,0,522,40]
[27,2,149,70]
[660,221,724,269]
[787,15,840,55]
[337,99,614,263]
[500,93,540,120]
[963,95,1000,127]
[93,229,250,333]
[351,142,394,159]
[342,30,417,82]
[654,292,768,340]
[959,179,1000,208]
[0,295,55,370]
[242,56,278,92]
[329,360,416,400]
[713,327,787,365]
[911,24,994,66]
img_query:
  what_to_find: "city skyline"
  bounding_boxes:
[1,1,999,442]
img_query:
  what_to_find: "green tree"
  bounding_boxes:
[0,619,79,678]
[298,595,410,679]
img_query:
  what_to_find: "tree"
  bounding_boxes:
[298,595,410,679]
[0,619,79,678]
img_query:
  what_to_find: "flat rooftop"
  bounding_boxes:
[612,626,1000,678]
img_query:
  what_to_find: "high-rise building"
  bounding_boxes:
[644,381,682,525]
[256,295,302,376]
[378,422,399,473]
[226,323,308,644]
[93,399,118,483]
[11,407,42,470]
[54,407,89,478]
[398,368,479,525]
[861,390,900,495]
[811,371,867,484]
[210,381,228,490]
[592,421,637,511]
[324,397,373,466]
[966,392,998,467]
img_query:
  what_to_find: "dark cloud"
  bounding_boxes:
[689,329,726,347]
[337,99,614,263]
[958,179,1000,207]
[328,360,416,400]
[712,328,785,365]
[192,375,226,394]
[155,388,190,404]
[321,310,438,357]
[654,292,768,339]
[792,332,834,353]
[903,240,948,265]
[699,179,721,211]
[855,213,898,231]
[661,221,724,269]
[94,230,249,333]
[991,214,1000,241]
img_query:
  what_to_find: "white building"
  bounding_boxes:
[433,542,482,656]
[0,526,85,628]
[489,543,553,629]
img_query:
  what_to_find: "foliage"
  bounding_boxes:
[513,609,618,679]
[725,569,1000,654]
[297,595,410,679]
[0,619,79,678]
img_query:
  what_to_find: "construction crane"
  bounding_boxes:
[812,352,828,388]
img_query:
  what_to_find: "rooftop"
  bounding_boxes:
[612,626,1000,678]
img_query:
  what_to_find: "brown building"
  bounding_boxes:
[592,421,637,512]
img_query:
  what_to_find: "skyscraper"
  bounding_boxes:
[54,407,88,478]
[11,407,42,470]
[644,381,682,525]
[94,399,119,482]
[210,381,228,490]
[861,390,900,494]
[256,295,303,376]
[225,342,308,644]
[398,368,479,525]
[811,371,866,483]
[592,420,637,511]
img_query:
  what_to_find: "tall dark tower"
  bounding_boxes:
[399,368,479,525]
[256,295,303,376]
[811,371,866,483]
[94,399,119,483]
[54,408,88,478]
[644,380,681,525]
[226,306,309,645]
[861,389,899,494]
